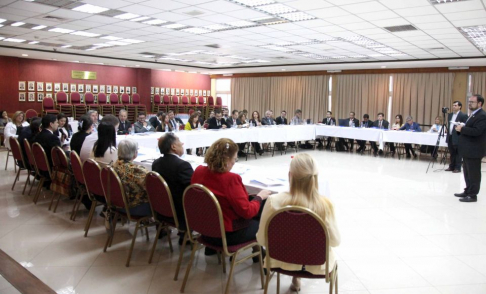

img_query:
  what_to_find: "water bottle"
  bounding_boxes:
[352,122,355,128]
[176,122,179,132]
[130,124,134,135]
[198,124,201,131]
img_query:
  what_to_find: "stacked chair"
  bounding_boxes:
[70,92,87,119]
[56,92,73,117]
[84,92,97,112]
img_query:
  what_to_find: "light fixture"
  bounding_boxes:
[51,58,57,61]
[135,65,140,67]
[459,25,486,52]
[105,41,130,46]
[73,61,79,63]
[130,16,151,22]
[11,22,25,27]
[114,13,140,20]
[3,38,25,42]
[180,27,212,34]
[70,31,101,37]
[143,19,167,25]
[86,48,97,51]
[61,45,72,48]
[100,36,122,41]
[226,20,255,27]
[257,3,296,14]
[281,69,286,71]
[381,66,387,68]
[28,41,39,44]
[21,54,28,56]
[159,69,172,71]
[31,25,47,30]
[279,12,315,21]
[429,0,468,4]
[231,0,275,6]
[0,37,5,40]
[49,28,75,33]
[369,54,385,57]
[72,4,109,14]
[204,24,231,31]
[92,43,114,47]
[0,18,6,23]
[121,39,145,44]
[162,23,188,29]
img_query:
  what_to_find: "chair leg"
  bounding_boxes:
[221,253,226,274]
[70,188,81,220]
[48,189,57,210]
[72,193,85,221]
[258,250,265,288]
[180,242,198,292]
[28,176,36,196]
[277,272,280,294]
[108,215,119,248]
[22,173,31,195]
[148,224,163,264]
[4,150,9,170]
[126,221,140,267]
[166,227,173,253]
[11,167,21,191]
[53,192,63,213]
[223,251,238,294]
[104,212,118,252]
[174,232,189,281]
[33,178,44,204]
[84,200,97,237]
[263,269,272,294]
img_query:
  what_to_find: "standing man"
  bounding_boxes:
[454,94,486,203]
[117,109,131,135]
[446,101,468,173]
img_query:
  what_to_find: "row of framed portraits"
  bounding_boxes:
[19,81,137,95]
[19,92,101,103]
[151,87,210,96]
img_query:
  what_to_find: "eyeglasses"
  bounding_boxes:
[468,101,478,104]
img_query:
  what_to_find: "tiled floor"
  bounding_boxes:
[1,147,486,294]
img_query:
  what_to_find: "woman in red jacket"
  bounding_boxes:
[191,138,271,257]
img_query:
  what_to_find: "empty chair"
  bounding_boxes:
[98,93,113,115]
[70,151,87,221]
[181,96,189,113]
[71,92,86,119]
[121,94,135,121]
[48,146,72,213]
[189,96,197,109]
[25,109,38,120]
[9,137,29,192]
[132,93,146,118]
[56,92,73,117]
[31,143,52,204]
[85,92,97,112]
[42,97,59,115]
[152,94,161,113]
[215,97,223,111]
[162,95,170,113]
[110,93,125,115]
[169,95,179,113]
[198,96,206,117]
[83,159,106,237]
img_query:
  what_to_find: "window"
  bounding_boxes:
[328,76,332,111]
[216,78,231,110]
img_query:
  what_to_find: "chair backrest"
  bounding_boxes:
[32,142,51,175]
[43,97,55,110]
[9,137,25,167]
[146,171,179,228]
[51,146,69,172]
[190,96,197,104]
[56,92,68,104]
[97,93,106,104]
[121,93,130,104]
[216,97,222,106]
[197,96,204,105]
[154,94,161,104]
[25,109,38,119]
[181,96,188,105]
[172,95,179,104]
[71,92,81,104]
[265,206,330,269]
[70,151,85,185]
[132,93,140,104]
[163,95,170,105]
[207,96,214,106]
[338,119,349,127]
[23,139,36,172]
[183,184,224,239]
[100,167,130,216]
[188,109,195,116]
[109,93,119,104]
[82,159,104,198]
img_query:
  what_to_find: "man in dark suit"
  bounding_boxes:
[357,114,373,153]
[168,110,183,130]
[339,112,359,151]
[321,111,336,149]
[117,109,132,135]
[152,133,193,241]
[454,94,486,203]
[446,101,468,173]
[226,109,239,128]
[399,116,422,158]
[207,109,227,129]
[371,112,389,156]
[149,111,164,130]
[275,110,287,125]
[33,114,61,167]
[262,110,276,125]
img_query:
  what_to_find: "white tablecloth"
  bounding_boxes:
[382,131,447,146]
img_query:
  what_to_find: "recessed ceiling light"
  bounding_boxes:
[114,13,140,20]
[70,31,101,37]
[204,24,231,31]
[122,39,145,44]
[130,16,151,22]
[143,19,167,25]
[100,36,122,41]
[135,65,140,67]
[72,4,109,14]
[51,58,57,61]
[369,54,385,57]
[21,54,28,57]
[61,45,72,48]
[160,69,172,71]
[3,38,25,43]
[257,3,296,14]
[175,70,185,72]
[73,61,79,63]
[429,0,468,4]
[11,22,25,27]
[381,66,386,68]
[28,41,39,44]
[226,20,255,28]
[162,23,188,29]
[49,28,75,33]
[0,37,4,40]
[0,19,6,23]
[279,12,315,22]
[231,0,275,6]
[281,69,286,71]
[31,25,47,30]
[92,43,114,47]
[180,27,212,34]
[143,55,155,58]
[85,48,97,51]
[105,41,130,46]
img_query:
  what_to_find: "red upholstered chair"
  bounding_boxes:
[181,96,189,113]
[162,95,171,113]
[169,95,179,113]
[99,93,112,115]
[132,93,146,117]
[121,93,135,121]
[42,97,59,115]
[190,96,197,108]
[48,146,71,213]
[9,137,29,193]
[216,97,223,110]
[83,159,106,237]
[85,92,98,112]
[263,206,338,294]
[100,166,154,267]
[56,91,73,117]
[110,93,125,115]
[180,184,264,294]
[25,109,38,120]
[71,92,86,119]
[152,94,161,113]
[206,96,215,118]
[198,96,206,117]
[31,142,52,204]
[23,139,38,196]
[69,151,86,221]
[146,172,179,265]
[188,109,195,116]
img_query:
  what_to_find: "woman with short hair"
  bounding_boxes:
[257,153,340,292]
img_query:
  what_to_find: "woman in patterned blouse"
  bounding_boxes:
[113,139,151,216]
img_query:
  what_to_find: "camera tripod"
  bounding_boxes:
[426,111,449,173]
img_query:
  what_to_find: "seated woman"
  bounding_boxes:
[89,122,117,167]
[113,139,151,216]
[191,138,271,258]
[56,113,73,150]
[257,153,340,292]
[389,114,404,155]
[18,118,42,168]
[236,113,249,157]
[0,110,11,146]
[184,113,201,155]
[156,113,173,132]
[70,115,93,155]
[249,111,264,155]
[4,111,29,149]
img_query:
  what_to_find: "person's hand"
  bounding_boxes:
[128,127,132,133]
[257,189,272,200]
[143,121,147,127]
[222,124,227,129]
[455,124,463,132]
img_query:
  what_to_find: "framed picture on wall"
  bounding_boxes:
[132,87,137,94]
[185,89,189,95]
[54,83,61,92]
[85,84,92,93]
[37,82,43,92]
[190,89,194,96]
[100,85,105,93]
[28,81,35,91]
[195,90,199,96]
[151,95,154,103]
[28,92,35,102]
[78,84,84,93]
[45,83,52,92]
[19,92,26,102]
[93,85,98,93]
[126,87,130,94]
[202,90,207,96]
[37,92,44,102]
[19,81,26,91]
[106,85,112,94]
[62,83,69,92]
[161,88,165,95]
[45,93,52,98]
[70,84,77,93]
[155,88,160,95]
[176,89,180,95]
[170,88,175,95]
[113,86,118,94]
[80,94,85,103]
[119,86,124,94]
[150,87,154,95]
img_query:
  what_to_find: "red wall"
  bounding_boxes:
[0,56,211,114]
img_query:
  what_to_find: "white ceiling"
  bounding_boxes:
[0,0,485,74]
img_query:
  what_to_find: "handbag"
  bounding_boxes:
[50,169,72,197]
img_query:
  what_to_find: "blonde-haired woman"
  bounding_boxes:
[191,138,271,257]
[4,111,29,149]
[257,153,340,292]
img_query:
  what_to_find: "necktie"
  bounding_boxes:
[379,121,382,128]
[217,120,220,127]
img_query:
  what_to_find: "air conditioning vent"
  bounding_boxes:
[428,0,469,4]
[428,47,446,50]
[205,44,221,49]
[184,10,205,16]
[384,25,417,32]
[41,15,69,22]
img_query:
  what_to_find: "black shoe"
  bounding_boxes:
[413,153,417,158]
[158,229,168,239]
[373,151,377,157]
[406,154,411,158]
[357,147,362,152]
[252,248,266,263]
[445,167,454,171]
[178,234,185,245]
[378,150,384,155]
[454,192,468,197]
[459,195,477,202]
[390,151,395,156]
[258,151,264,156]
[453,170,461,173]
[238,151,246,157]
[204,247,217,256]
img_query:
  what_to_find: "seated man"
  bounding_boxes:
[134,113,155,133]
[275,110,287,151]
[262,110,276,125]
[226,109,239,128]
[149,111,164,130]
[357,114,372,153]
[399,116,422,158]
[338,112,359,152]
[207,109,227,129]
[371,112,389,156]
[320,111,336,149]
[117,109,131,135]
[290,109,304,125]
[168,110,183,130]
[33,114,61,167]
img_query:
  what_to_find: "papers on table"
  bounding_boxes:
[450,121,465,127]
[250,178,285,187]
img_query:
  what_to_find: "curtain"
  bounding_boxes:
[335,74,390,121]
[231,76,329,123]
[471,72,486,96]
[392,73,454,125]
